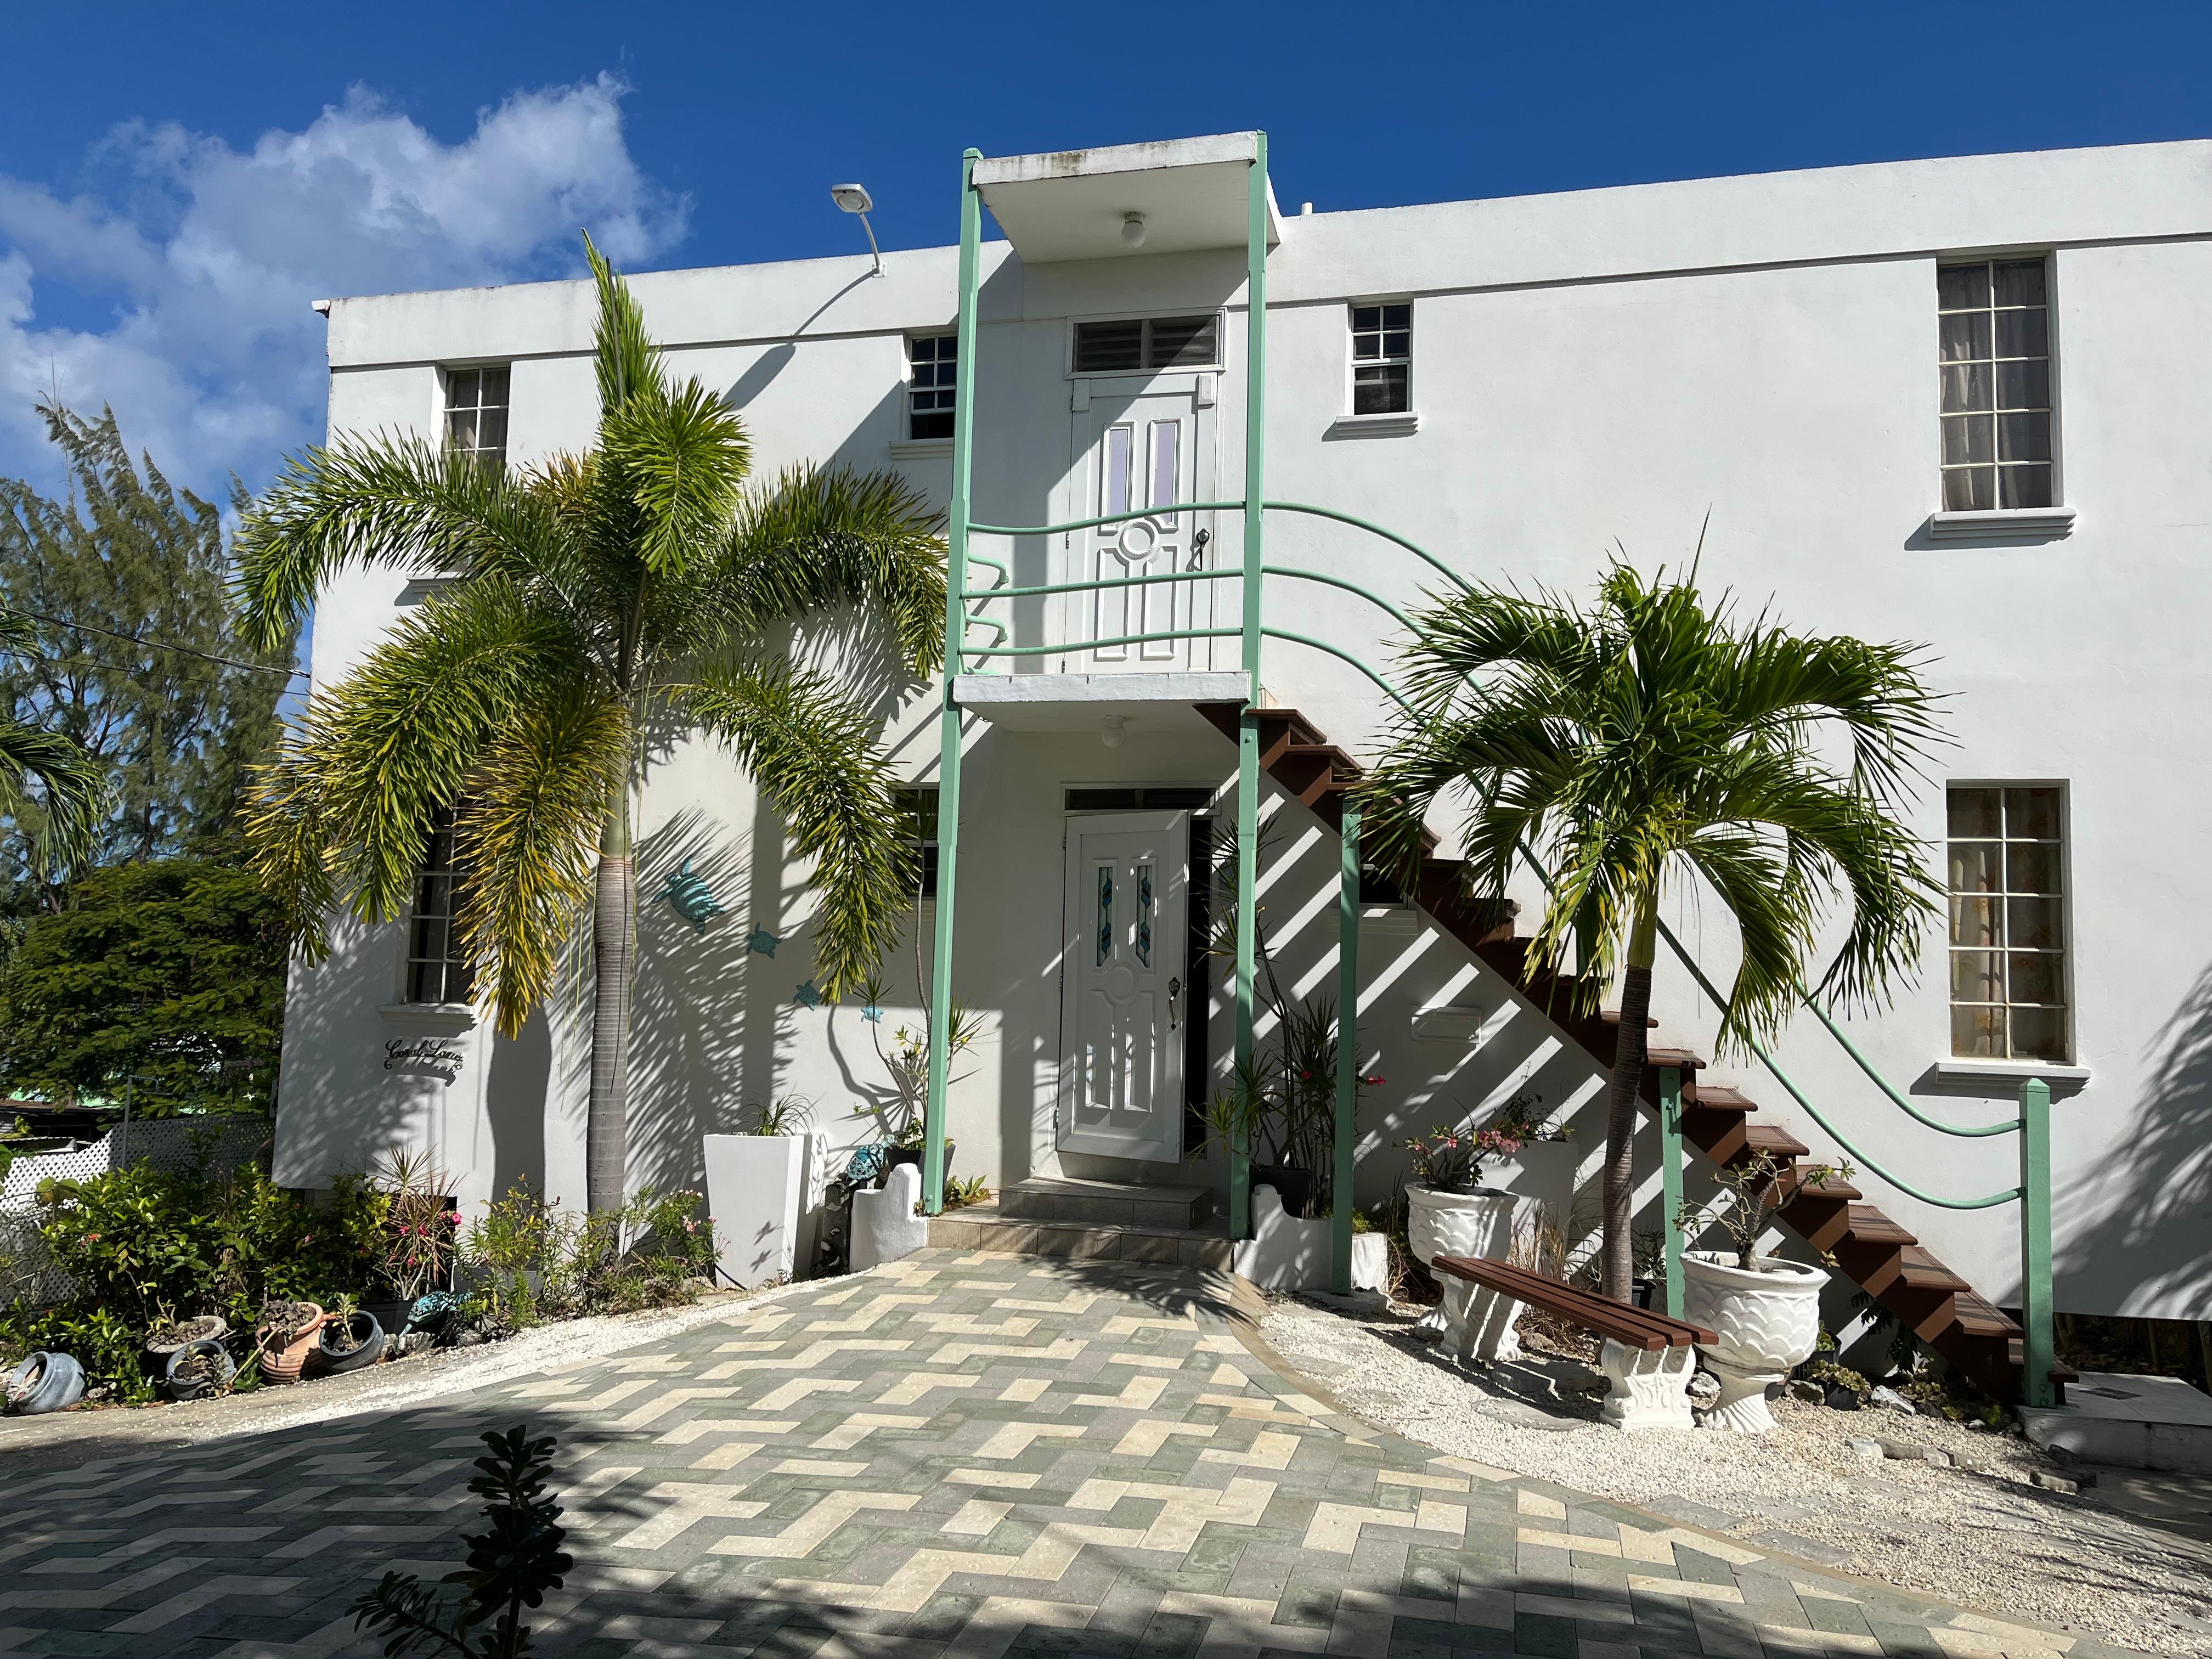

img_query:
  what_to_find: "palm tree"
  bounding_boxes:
[1357,562,1942,1301]
[0,611,107,877]
[236,238,946,1214]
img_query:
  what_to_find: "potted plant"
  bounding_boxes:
[1470,1091,1579,1225]
[255,1298,328,1384]
[144,1306,229,1375]
[369,1148,458,1338]
[315,1291,388,1376]
[4,1350,86,1414]
[1400,1123,1539,1353]
[1675,1150,1849,1432]
[164,1339,236,1401]
[856,994,980,1176]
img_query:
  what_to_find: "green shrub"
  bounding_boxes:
[455,1182,716,1336]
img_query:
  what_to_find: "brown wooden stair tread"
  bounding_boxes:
[1835,1204,1911,1243]
[1688,1085,1758,1114]
[1895,1246,1973,1293]
[1741,1124,1811,1158]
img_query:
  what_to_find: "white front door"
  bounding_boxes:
[1059,811,1189,1161]
[1068,386,1215,670]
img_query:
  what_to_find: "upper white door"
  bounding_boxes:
[1059,811,1189,1161]
[1066,386,1215,671]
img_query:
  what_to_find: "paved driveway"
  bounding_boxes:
[3,1250,2123,1658]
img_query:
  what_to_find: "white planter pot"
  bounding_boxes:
[703,1131,817,1288]
[1406,1185,1542,1362]
[851,1164,929,1271]
[1231,1184,1390,1292]
[1681,1249,1827,1433]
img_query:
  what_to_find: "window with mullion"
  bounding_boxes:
[443,365,510,469]
[1350,302,1411,415]
[1946,784,2067,1061]
[1938,259,2051,512]
[907,335,957,440]
[405,807,476,1005]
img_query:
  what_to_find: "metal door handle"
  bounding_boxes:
[1190,528,1210,568]
[1168,976,1183,1030]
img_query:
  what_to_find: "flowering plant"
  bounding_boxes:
[1402,1125,1522,1193]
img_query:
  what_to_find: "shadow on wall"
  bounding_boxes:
[482,1010,551,1201]
[626,809,760,1195]
[2061,960,2212,1318]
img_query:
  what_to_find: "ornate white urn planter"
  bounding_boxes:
[1407,1186,1541,1362]
[1681,1249,1826,1432]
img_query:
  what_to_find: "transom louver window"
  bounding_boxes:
[1938,260,2052,512]
[406,807,476,1006]
[1946,785,2067,1062]
[1350,302,1412,414]
[907,336,956,441]
[443,365,510,467]
[1072,315,1221,375]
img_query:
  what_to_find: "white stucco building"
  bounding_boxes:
[276,133,2212,1355]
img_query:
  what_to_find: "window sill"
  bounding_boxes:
[1933,1057,2089,1085]
[890,437,955,461]
[1325,412,1420,440]
[378,1002,478,1031]
[1928,507,2075,541]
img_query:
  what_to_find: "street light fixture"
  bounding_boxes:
[831,183,883,277]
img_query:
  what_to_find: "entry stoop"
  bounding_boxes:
[926,1176,1230,1269]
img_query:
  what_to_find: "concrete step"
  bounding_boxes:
[927,1203,1231,1271]
[2022,1370,2212,1472]
[995,1176,1215,1230]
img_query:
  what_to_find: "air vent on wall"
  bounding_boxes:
[1073,315,1222,375]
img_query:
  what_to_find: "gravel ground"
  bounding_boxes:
[0,1279,800,1474]
[1263,1293,2212,1658]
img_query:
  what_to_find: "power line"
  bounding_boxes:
[0,602,307,680]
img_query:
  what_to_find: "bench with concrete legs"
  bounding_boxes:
[1432,1255,1716,1430]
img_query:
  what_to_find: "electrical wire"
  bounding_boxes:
[0,601,307,680]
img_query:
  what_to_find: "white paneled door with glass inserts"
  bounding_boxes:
[1064,386,1218,672]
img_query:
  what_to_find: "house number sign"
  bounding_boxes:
[384,1037,465,1082]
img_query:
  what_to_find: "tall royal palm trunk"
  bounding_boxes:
[1600,896,1660,1302]
[588,789,634,1215]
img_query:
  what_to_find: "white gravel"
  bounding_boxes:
[1262,1293,2212,1658]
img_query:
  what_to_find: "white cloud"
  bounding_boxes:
[0,74,687,494]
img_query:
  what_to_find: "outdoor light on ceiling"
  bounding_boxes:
[1120,212,1147,249]
[1101,714,1127,749]
[830,183,883,277]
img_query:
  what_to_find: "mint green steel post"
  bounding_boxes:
[1658,1065,1685,1319]
[2018,1077,2055,1407]
[1332,802,1359,1294]
[1232,132,1269,1239]
[923,149,983,1218]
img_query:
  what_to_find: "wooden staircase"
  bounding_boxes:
[1197,701,2061,1403]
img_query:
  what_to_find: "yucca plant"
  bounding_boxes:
[235,236,945,1213]
[1357,561,1942,1301]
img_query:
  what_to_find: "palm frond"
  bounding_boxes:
[600,375,753,577]
[454,681,631,1037]
[239,725,341,962]
[691,466,947,677]
[678,661,914,998]
[262,577,585,924]
[585,230,659,422]
[233,432,561,651]
[0,711,107,876]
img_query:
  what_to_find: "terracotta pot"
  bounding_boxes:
[1681,1250,1826,1433]
[256,1304,328,1384]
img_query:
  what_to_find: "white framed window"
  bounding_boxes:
[1070,314,1221,376]
[895,785,939,900]
[443,365,510,467]
[405,807,475,1006]
[1350,301,1412,415]
[906,336,956,441]
[1938,259,2052,512]
[1946,783,2068,1062]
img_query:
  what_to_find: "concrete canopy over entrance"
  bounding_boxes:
[973,132,1285,262]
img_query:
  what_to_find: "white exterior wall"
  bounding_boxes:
[278,140,2212,1321]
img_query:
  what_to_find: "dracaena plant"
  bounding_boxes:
[234,235,946,1214]
[1356,560,1942,1302]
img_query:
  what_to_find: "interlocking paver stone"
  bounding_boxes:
[0,1249,2145,1658]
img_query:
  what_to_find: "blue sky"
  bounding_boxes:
[2,0,2208,498]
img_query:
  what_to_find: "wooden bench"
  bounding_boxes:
[1432,1255,1717,1431]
